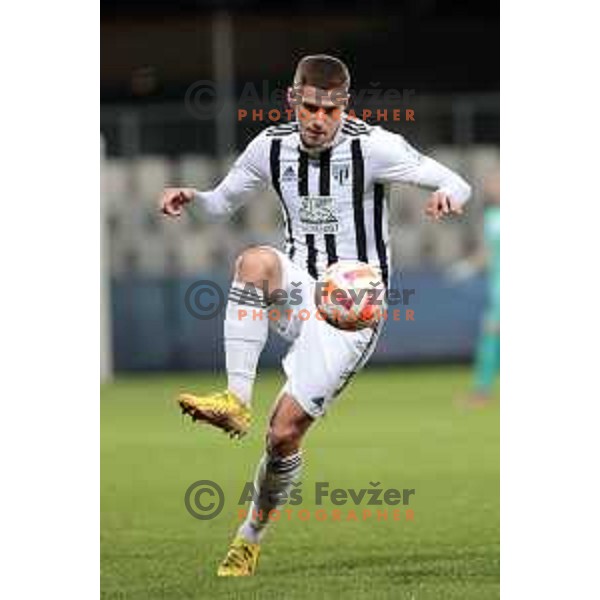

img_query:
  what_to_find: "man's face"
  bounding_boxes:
[293,85,347,149]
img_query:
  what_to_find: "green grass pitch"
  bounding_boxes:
[101,366,499,599]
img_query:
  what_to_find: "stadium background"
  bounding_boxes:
[101,2,499,598]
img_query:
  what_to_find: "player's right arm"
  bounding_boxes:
[160,130,270,219]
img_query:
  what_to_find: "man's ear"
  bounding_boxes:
[327,88,349,111]
[339,90,351,110]
[286,85,302,109]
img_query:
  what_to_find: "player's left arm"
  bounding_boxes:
[368,128,472,220]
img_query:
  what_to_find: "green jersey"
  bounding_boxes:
[484,205,500,322]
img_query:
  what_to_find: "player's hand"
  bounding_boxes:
[160,187,196,217]
[425,191,464,221]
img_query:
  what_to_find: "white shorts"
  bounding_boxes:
[268,248,382,418]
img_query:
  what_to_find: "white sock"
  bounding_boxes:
[238,451,303,544]
[225,281,269,406]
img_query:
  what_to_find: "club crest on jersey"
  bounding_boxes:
[332,163,350,186]
[281,165,296,182]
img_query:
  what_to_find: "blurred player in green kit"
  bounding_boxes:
[449,171,499,406]
[473,172,500,404]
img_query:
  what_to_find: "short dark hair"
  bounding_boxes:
[293,54,350,91]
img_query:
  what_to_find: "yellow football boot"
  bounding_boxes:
[178,390,251,438]
[217,536,261,577]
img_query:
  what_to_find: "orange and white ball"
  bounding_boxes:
[315,260,385,331]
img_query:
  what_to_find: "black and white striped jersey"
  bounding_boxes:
[195,117,471,285]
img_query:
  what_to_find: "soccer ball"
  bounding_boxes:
[315,260,385,331]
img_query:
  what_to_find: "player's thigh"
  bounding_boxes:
[264,249,314,341]
[282,317,381,418]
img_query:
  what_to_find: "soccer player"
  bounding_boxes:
[447,170,499,406]
[160,55,472,576]
[473,175,500,402]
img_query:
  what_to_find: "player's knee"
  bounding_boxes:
[267,422,302,455]
[235,246,279,285]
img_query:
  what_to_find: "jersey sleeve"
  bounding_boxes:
[194,129,271,217]
[368,127,472,205]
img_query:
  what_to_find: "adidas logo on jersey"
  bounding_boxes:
[282,166,296,182]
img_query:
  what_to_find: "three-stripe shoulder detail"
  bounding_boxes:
[266,122,299,137]
[341,120,372,137]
